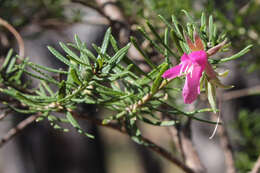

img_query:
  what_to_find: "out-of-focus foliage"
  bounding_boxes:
[235,109,260,172]
[0,0,67,27]
[209,0,260,72]
[117,0,192,20]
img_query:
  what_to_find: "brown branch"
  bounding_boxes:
[212,93,236,173]
[72,111,195,173]
[0,114,39,148]
[217,118,236,173]
[222,85,260,101]
[94,0,130,45]
[167,124,206,173]
[0,111,10,121]
[71,0,111,22]
[0,17,24,58]
[250,155,260,173]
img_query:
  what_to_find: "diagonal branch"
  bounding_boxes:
[212,93,236,173]
[166,122,206,173]
[0,17,24,58]
[0,114,39,148]
[72,111,196,173]
[250,155,260,173]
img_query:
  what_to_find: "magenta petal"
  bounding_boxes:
[162,65,181,79]
[181,53,189,62]
[182,66,203,104]
[189,50,207,67]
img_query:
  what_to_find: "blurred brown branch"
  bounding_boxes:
[223,85,260,100]
[0,111,10,121]
[72,111,196,173]
[0,17,24,58]
[166,122,206,173]
[250,155,260,173]
[212,95,236,173]
[0,114,39,148]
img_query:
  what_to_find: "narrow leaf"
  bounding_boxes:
[48,46,71,66]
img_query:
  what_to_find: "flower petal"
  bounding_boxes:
[182,66,203,104]
[189,50,207,67]
[205,62,217,79]
[162,65,181,79]
[181,53,189,62]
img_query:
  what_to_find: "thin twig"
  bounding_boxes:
[71,0,111,21]
[250,155,260,173]
[0,17,24,58]
[0,111,10,121]
[0,114,39,148]
[72,111,195,173]
[94,0,130,45]
[212,92,236,173]
[167,123,206,173]
[217,121,236,173]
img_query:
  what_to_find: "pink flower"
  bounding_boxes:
[162,50,208,104]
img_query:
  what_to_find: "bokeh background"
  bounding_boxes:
[0,0,260,173]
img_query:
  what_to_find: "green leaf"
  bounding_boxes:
[182,10,193,22]
[36,116,45,122]
[67,55,89,66]
[136,63,165,85]
[209,15,214,42]
[109,35,119,52]
[137,115,176,126]
[98,27,111,60]
[130,37,156,69]
[170,29,184,55]
[156,101,221,125]
[171,15,183,39]
[41,81,54,96]
[137,26,164,55]
[23,69,59,85]
[122,56,150,77]
[158,15,173,29]
[1,49,13,71]
[102,111,126,124]
[109,43,131,65]
[200,12,206,32]
[151,63,168,94]
[6,55,17,74]
[218,45,253,63]
[207,81,217,113]
[27,62,68,74]
[26,62,59,84]
[8,105,39,114]
[82,48,96,61]
[58,80,66,99]
[66,111,94,139]
[164,28,170,63]
[59,42,80,62]
[74,34,82,49]
[102,43,131,73]
[146,21,179,58]
[48,46,71,66]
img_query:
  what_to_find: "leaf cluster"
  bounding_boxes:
[0,12,251,141]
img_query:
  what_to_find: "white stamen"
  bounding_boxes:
[184,64,190,74]
[180,63,185,74]
[188,64,194,77]
[209,113,220,139]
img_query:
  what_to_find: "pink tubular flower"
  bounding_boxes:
[162,50,208,104]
